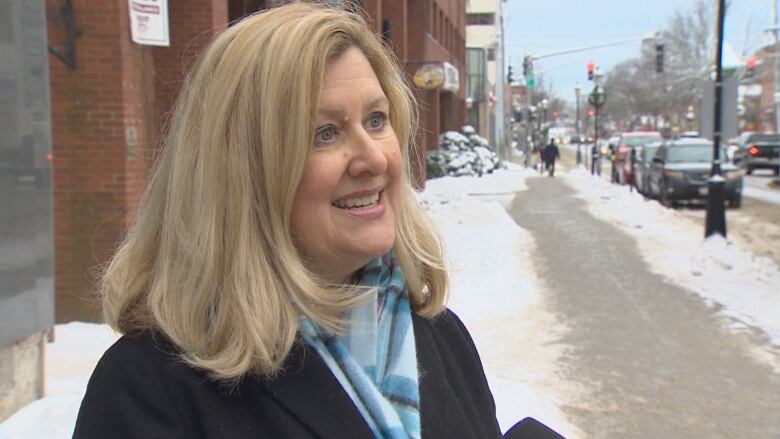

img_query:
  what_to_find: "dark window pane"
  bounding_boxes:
[466,13,494,26]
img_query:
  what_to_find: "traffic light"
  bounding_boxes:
[745,56,756,77]
[655,42,665,73]
[507,65,514,84]
[587,62,595,81]
[523,55,532,77]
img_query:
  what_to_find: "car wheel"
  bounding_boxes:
[660,182,675,208]
[746,166,754,175]
[729,195,742,208]
[774,166,779,176]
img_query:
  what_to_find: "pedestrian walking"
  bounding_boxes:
[71,4,532,438]
[542,139,560,177]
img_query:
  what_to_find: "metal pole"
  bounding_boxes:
[772,0,780,133]
[575,87,581,165]
[705,0,727,238]
[594,106,599,172]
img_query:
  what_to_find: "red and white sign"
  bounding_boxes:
[128,0,170,46]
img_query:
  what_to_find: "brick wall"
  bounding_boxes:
[48,0,227,322]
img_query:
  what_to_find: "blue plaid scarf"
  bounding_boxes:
[299,252,421,439]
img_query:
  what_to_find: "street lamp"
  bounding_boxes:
[540,98,550,141]
[574,83,581,165]
[588,83,606,175]
[705,0,727,238]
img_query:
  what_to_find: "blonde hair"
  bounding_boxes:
[102,2,448,381]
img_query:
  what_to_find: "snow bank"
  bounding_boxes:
[420,166,582,438]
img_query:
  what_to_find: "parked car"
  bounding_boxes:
[633,141,662,197]
[648,138,744,208]
[731,132,780,175]
[615,131,664,184]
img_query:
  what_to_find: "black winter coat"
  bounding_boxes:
[73,309,502,439]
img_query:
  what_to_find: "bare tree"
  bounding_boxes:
[600,0,717,133]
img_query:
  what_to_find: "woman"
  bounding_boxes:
[74,3,501,438]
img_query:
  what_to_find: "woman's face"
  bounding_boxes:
[291,47,403,283]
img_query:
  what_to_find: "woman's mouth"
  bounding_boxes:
[332,191,381,210]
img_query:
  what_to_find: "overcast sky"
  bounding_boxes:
[504,0,771,101]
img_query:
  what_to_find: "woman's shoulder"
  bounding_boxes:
[416,307,473,341]
[74,332,201,438]
[414,307,482,363]
[414,309,502,437]
[85,331,199,397]
[97,331,181,370]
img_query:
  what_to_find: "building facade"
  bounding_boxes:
[752,43,778,133]
[465,0,506,156]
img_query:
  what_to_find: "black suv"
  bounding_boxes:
[648,139,744,208]
[731,132,780,175]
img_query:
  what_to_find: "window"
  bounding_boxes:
[467,13,494,26]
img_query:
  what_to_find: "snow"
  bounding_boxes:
[0,323,120,439]
[744,185,780,206]
[3,163,780,438]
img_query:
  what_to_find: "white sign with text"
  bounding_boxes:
[128,0,170,46]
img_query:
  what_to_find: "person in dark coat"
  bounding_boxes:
[542,140,560,176]
[73,4,510,439]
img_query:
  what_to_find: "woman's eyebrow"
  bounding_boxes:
[365,96,389,110]
[317,96,390,119]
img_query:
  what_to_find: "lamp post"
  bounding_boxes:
[540,98,549,142]
[574,83,581,165]
[705,0,727,238]
[588,83,606,175]
[528,105,538,153]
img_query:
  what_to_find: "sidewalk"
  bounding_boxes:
[508,171,780,438]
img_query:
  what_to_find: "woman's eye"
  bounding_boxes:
[314,126,336,144]
[367,113,386,130]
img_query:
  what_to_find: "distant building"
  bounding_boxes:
[465,0,507,155]
[748,43,778,133]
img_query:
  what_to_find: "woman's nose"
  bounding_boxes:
[347,128,388,177]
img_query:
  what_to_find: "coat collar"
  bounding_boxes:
[256,340,375,439]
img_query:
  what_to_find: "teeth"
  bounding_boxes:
[333,192,380,209]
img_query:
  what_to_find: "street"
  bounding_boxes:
[507,153,780,438]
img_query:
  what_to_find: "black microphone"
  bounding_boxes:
[502,417,566,439]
